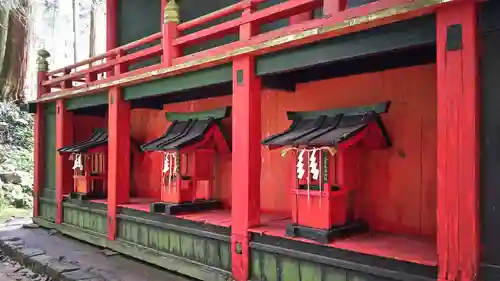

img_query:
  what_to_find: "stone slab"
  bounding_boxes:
[61,269,101,281]
[45,260,80,279]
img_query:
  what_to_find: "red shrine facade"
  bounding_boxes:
[28,0,500,281]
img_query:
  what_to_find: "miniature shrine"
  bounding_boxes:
[30,0,498,280]
[141,107,231,215]
[58,129,108,200]
[262,102,391,243]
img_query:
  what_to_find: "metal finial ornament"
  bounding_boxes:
[37,49,51,72]
[164,0,180,24]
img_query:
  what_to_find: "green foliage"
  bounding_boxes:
[0,102,33,209]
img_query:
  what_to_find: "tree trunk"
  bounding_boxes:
[0,1,29,102]
[72,0,77,63]
[89,2,96,63]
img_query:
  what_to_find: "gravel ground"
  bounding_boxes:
[0,252,50,281]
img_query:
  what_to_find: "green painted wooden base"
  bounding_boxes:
[33,217,232,281]
[150,200,223,215]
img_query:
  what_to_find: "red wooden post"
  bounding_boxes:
[162,0,180,66]
[106,0,117,52]
[231,55,261,281]
[107,87,130,240]
[55,99,73,224]
[323,0,347,17]
[34,49,50,218]
[436,1,479,281]
[106,0,117,78]
[231,5,261,280]
[289,0,312,24]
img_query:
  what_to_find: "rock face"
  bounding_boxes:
[0,102,34,209]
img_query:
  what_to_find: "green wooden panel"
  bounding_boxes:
[324,265,347,281]
[117,0,161,70]
[256,15,436,76]
[220,241,231,271]
[62,205,107,234]
[262,251,278,281]
[65,92,108,110]
[169,231,181,255]
[122,64,232,100]
[148,227,160,249]
[251,250,262,280]
[257,0,289,34]
[116,218,231,272]
[193,236,206,264]
[300,261,322,281]
[180,0,240,55]
[180,234,194,260]
[249,249,408,281]
[158,228,170,252]
[206,238,220,268]
[42,103,56,194]
[39,201,56,222]
[280,256,300,281]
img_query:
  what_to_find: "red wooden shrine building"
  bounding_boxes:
[28,0,500,280]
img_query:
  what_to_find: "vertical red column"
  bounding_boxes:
[34,49,51,218]
[162,0,180,66]
[289,0,312,24]
[55,99,73,224]
[231,55,261,281]
[436,1,479,281]
[323,0,346,17]
[107,87,130,240]
[106,0,117,52]
[231,5,260,279]
[231,4,261,280]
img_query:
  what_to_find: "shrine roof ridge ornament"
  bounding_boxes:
[262,101,391,148]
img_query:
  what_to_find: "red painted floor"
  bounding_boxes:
[87,199,437,266]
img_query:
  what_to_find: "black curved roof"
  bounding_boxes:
[58,130,108,153]
[262,102,390,147]
[141,119,218,152]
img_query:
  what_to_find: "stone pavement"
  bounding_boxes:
[0,221,195,281]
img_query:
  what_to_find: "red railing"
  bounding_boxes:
[38,0,422,97]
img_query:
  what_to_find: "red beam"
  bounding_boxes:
[436,1,479,281]
[55,99,73,224]
[231,55,261,281]
[107,87,130,240]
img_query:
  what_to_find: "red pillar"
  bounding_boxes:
[289,0,312,24]
[162,0,180,66]
[107,87,130,240]
[55,99,73,224]
[323,0,347,17]
[34,50,51,218]
[436,1,479,281]
[231,55,261,281]
[106,0,117,51]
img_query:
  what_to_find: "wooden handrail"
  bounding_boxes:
[43,44,162,87]
[47,32,162,76]
[174,0,322,47]
[40,0,325,95]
